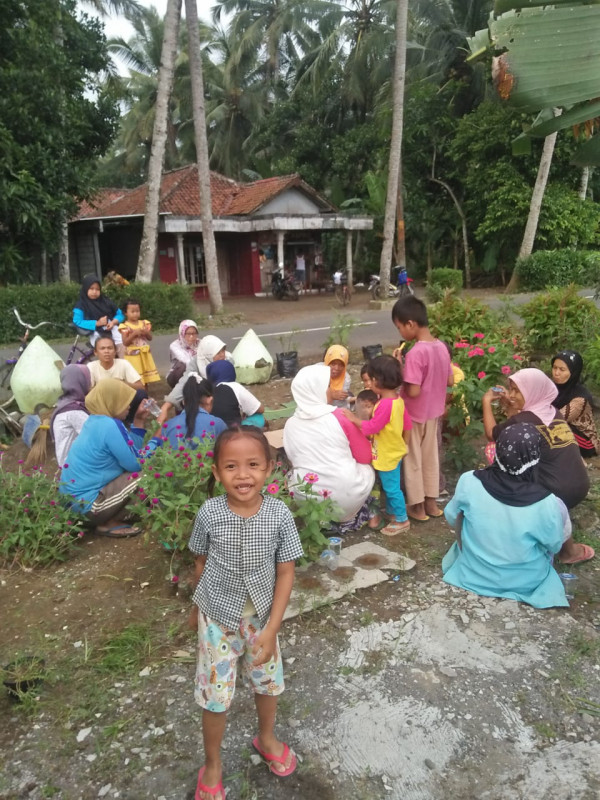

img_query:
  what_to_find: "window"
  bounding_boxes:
[184,242,206,285]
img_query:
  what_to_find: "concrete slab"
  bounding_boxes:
[284,541,415,620]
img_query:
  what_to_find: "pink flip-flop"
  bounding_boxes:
[560,544,595,565]
[195,766,225,800]
[252,736,297,777]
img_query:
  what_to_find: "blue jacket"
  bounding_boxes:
[59,415,161,512]
[72,306,125,332]
[162,408,226,448]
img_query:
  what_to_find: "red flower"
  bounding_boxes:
[473,332,485,339]
[454,342,469,349]
[477,371,486,379]
[487,346,496,353]
[513,354,523,361]
[501,366,511,375]
[154,472,161,478]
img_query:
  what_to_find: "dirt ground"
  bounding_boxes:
[1,289,600,799]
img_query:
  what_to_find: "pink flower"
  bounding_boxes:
[131,472,139,479]
[501,366,511,375]
[50,501,56,506]
[473,332,485,339]
[162,423,168,428]
[304,472,319,484]
[477,371,486,379]
[210,421,215,426]
[488,346,496,353]
[166,471,173,478]
[454,341,469,349]
[154,472,161,478]
[151,498,159,504]
[513,354,523,361]
[171,575,179,583]
[127,439,134,446]
[78,531,84,538]
[266,483,279,494]
[206,450,214,458]
[179,446,185,451]
[320,489,331,497]
[176,425,181,430]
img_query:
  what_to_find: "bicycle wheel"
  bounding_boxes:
[399,283,412,298]
[0,361,15,390]
[371,283,383,301]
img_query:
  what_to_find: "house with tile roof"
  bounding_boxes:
[70,165,373,296]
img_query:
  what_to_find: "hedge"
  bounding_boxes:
[0,282,194,345]
[516,249,600,291]
[426,267,463,301]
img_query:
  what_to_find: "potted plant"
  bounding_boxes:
[2,655,46,700]
[276,330,300,378]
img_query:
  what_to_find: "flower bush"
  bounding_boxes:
[0,461,84,568]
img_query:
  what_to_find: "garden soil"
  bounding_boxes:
[1,290,600,799]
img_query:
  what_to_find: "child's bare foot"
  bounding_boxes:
[368,514,383,529]
[424,497,444,518]
[254,735,297,776]
[407,503,429,522]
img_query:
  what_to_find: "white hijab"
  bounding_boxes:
[196,335,227,374]
[291,364,337,420]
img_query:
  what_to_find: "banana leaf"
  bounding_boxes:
[525,99,600,137]
[571,134,600,166]
[495,0,599,12]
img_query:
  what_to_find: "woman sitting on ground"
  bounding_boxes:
[442,423,570,608]
[324,344,353,408]
[482,367,593,564]
[51,365,91,468]
[59,379,162,538]
[284,363,375,530]
[161,376,227,448]
[167,320,199,388]
[206,361,265,427]
[158,334,233,424]
[551,350,599,457]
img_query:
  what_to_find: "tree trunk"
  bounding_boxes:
[58,222,70,283]
[430,178,471,288]
[505,116,561,293]
[136,0,182,283]
[396,160,406,268]
[378,0,408,295]
[185,0,223,313]
[579,166,591,201]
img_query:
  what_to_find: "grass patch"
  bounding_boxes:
[532,721,557,739]
[98,624,153,674]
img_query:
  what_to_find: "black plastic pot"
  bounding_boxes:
[276,352,299,378]
[3,656,45,701]
[362,344,384,361]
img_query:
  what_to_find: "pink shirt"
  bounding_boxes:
[402,339,452,423]
[333,408,372,464]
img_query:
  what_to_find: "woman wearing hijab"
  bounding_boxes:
[51,365,91,468]
[167,320,200,388]
[283,364,374,526]
[442,423,571,607]
[158,334,233,424]
[551,350,599,457]
[324,344,353,408]
[206,361,265,427]
[59,379,162,537]
[482,367,590,512]
[72,274,125,354]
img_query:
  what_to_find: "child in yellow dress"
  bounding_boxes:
[118,299,160,386]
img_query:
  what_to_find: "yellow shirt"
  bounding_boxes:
[361,396,407,471]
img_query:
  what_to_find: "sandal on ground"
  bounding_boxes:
[252,736,297,777]
[94,524,142,538]
[381,520,411,536]
[195,766,224,800]
[426,509,444,518]
[407,512,429,522]
[367,515,386,531]
[560,544,595,565]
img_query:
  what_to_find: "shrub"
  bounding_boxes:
[520,285,600,352]
[0,463,85,568]
[428,293,496,345]
[426,268,463,301]
[516,250,600,291]
[0,282,194,345]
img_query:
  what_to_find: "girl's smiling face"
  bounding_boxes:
[212,434,273,514]
[87,282,101,300]
[552,358,570,385]
[508,380,525,410]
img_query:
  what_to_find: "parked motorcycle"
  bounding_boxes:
[271,269,301,301]
[369,265,414,300]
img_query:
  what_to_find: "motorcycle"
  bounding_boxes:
[369,265,414,300]
[271,269,301,301]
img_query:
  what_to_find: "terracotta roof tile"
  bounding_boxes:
[75,166,335,220]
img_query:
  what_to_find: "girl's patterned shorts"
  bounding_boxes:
[194,612,284,712]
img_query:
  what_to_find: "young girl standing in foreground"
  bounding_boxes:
[189,428,303,800]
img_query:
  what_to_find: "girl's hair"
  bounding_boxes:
[391,296,428,327]
[360,362,370,377]
[367,354,403,389]
[124,298,140,314]
[94,334,115,350]
[208,426,272,496]
[182,377,213,439]
[356,389,378,405]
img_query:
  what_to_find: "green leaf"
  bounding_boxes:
[571,134,600,166]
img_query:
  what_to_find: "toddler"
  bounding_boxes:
[72,274,125,355]
[118,299,160,387]
[360,362,374,391]
[189,427,303,799]
[344,355,411,536]
[392,296,453,521]
[355,389,378,421]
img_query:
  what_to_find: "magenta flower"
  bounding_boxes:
[179,446,185,451]
[304,472,319,484]
[454,342,469,349]
[266,483,279,494]
[162,423,168,428]
[63,463,69,468]
[154,472,161,478]
[206,450,214,458]
[501,365,511,375]
[171,575,179,584]
[488,346,496,353]
[151,498,159,504]
[78,531,84,538]
[473,332,485,339]
[477,371,486,379]
[50,501,56,506]
[513,354,523,361]
[18,459,24,464]
[131,472,139,479]
[127,439,134,446]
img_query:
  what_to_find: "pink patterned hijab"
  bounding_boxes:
[510,368,558,426]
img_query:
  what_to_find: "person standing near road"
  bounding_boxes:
[295,252,306,286]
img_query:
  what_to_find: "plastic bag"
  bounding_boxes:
[10,336,63,413]
[276,352,299,378]
[231,328,273,384]
[362,344,383,361]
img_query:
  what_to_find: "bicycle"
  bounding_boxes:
[334,270,351,306]
[0,308,55,435]
[65,326,95,366]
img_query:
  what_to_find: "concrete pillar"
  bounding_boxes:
[176,233,187,284]
[346,230,353,290]
[93,230,101,275]
[276,230,285,272]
